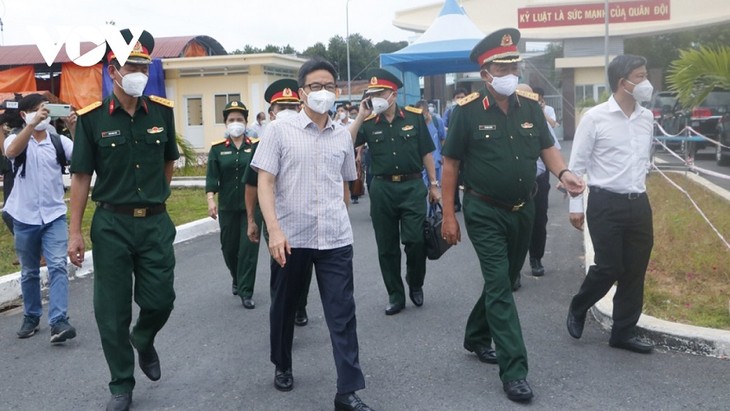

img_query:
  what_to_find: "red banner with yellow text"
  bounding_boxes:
[518,0,671,29]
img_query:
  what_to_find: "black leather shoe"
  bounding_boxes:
[409,287,424,307]
[512,276,522,291]
[530,258,545,277]
[231,281,238,296]
[334,392,374,411]
[609,337,653,354]
[131,340,161,381]
[503,379,533,402]
[294,309,308,326]
[463,342,497,364]
[242,297,255,309]
[106,392,132,411]
[566,310,586,339]
[274,368,293,391]
[385,302,404,316]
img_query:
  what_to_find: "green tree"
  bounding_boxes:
[666,46,730,108]
[625,24,730,72]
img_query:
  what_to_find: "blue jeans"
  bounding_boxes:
[14,215,70,326]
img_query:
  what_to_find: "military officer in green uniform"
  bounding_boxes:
[67,29,180,411]
[206,100,262,309]
[244,79,313,326]
[440,28,585,403]
[350,69,440,316]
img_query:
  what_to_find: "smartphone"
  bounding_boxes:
[361,91,372,110]
[45,103,72,118]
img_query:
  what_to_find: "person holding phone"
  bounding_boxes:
[2,94,75,343]
[349,69,440,316]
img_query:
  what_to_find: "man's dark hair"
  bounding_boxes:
[607,54,647,93]
[297,57,337,89]
[414,100,429,110]
[453,88,468,98]
[533,86,545,98]
[18,93,47,113]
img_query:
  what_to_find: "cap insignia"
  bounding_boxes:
[283,88,292,97]
[133,41,144,53]
[370,77,378,85]
[501,35,513,47]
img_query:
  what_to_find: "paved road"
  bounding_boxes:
[1,176,729,411]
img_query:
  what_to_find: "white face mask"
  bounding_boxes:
[24,111,52,131]
[304,89,336,115]
[626,79,653,102]
[337,112,347,120]
[371,94,393,115]
[275,109,297,120]
[115,68,148,97]
[226,122,246,138]
[488,72,519,96]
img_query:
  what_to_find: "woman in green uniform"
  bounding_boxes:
[206,101,262,309]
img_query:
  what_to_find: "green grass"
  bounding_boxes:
[643,173,730,330]
[0,188,208,276]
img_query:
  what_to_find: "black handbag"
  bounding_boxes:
[424,202,452,260]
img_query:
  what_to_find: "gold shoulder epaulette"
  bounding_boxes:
[76,101,102,116]
[211,139,227,146]
[249,137,260,144]
[457,92,480,106]
[405,106,422,114]
[516,89,539,102]
[364,113,377,122]
[149,95,174,108]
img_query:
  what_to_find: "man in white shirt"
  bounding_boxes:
[3,94,76,343]
[565,54,655,354]
[251,57,373,411]
[249,111,266,137]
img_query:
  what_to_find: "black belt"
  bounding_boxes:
[465,189,526,212]
[96,202,167,217]
[589,186,646,200]
[375,173,421,182]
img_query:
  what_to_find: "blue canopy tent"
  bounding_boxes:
[380,0,485,105]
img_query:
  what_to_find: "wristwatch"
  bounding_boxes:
[430,180,440,187]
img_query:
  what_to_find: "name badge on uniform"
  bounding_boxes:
[220,151,232,155]
[147,126,165,134]
[402,125,414,131]
[520,122,534,129]
[372,130,383,135]
[101,130,120,138]
[244,148,252,153]
[478,125,496,131]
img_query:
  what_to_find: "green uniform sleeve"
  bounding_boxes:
[416,113,436,157]
[69,112,96,174]
[205,147,219,193]
[355,125,367,147]
[163,107,180,161]
[442,104,468,160]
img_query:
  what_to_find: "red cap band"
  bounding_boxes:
[477,44,518,66]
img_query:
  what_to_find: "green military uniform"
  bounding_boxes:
[206,133,262,299]
[355,103,435,307]
[71,92,180,394]
[443,84,553,383]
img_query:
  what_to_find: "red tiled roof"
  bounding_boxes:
[0,36,227,67]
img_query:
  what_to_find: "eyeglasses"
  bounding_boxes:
[305,83,337,92]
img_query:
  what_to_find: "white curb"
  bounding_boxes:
[0,217,219,311]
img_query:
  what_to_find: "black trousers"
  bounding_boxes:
[569,188,653,342]
[269,245,365,394]
[529,172,550,260]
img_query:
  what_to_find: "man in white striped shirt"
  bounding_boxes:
[251,58,373,411]
[566,54,655,354]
